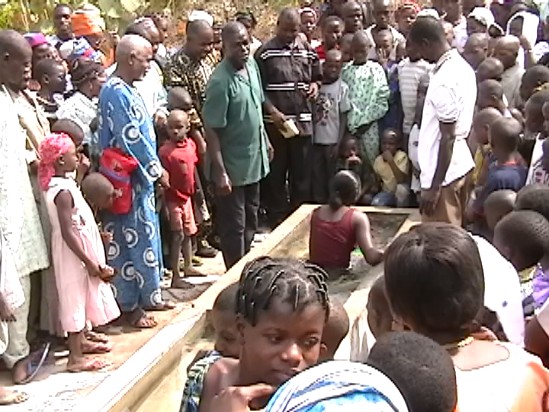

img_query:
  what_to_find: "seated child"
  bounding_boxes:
[408,72,429,197]
[384,222,549,411]
[471,107,502,186]
[468,117,527,223]
[368,331,458,412]
[341,31,389,165]
[483,189,516,238]
[371,128,410,207]
[34,58,67,125]
[336,136,380,203]
[339,32,354,63]
[159,110,206,286]
[367,275,392,339]
[493,210,549,317]
[309,170,384,274]
[197,257,331,411]
[315,15,344,62]
[318,300,350,362]
[312,49,351,204]
[181,283,239,411]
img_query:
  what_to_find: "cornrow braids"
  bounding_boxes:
[236,256,330,326]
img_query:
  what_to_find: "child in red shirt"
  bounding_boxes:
[159,110,206,287]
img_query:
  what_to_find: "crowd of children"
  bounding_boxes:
[4,0,549,408]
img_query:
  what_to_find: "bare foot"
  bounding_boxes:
[84,330,109,343]
[183,267,206,277]
[82,340,112,354]
[0,387,28,405]
[171,277,194,289]
[67,357,110,372]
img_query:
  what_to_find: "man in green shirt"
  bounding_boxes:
[202,22,272,269]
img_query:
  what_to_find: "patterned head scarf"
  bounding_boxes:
[38,133,74,190]
[59,37,102,63]
[266,361,409,412]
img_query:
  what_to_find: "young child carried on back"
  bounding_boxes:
[514,185,549,312]
[339,33,354,64]
[371,128,410,207]
[315,16,344,62]
[158,110,206,287]
[319,300,350,362]
[196,257,331,411]
[309,170,384,276]
[39,133,120,372]
[311,49,351,203]
[467,117,527,226]
[181,283,240,412]
[493,209,549,317]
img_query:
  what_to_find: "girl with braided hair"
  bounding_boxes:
[39,133,119,372]
[191,256,331,412]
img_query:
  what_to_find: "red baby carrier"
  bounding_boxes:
[99,148,138,214]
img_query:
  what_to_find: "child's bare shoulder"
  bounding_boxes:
[201,357,240,409]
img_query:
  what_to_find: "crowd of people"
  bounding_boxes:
[1,0,549,408]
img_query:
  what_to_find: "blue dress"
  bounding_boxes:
[98,76,163,312]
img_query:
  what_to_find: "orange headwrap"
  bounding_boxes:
[72,12,103,37]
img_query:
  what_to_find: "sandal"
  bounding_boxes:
[13,342,51,385]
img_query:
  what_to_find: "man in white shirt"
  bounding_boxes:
[408,16,476,226]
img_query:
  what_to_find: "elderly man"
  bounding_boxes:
[122,18,168,121]
[256,8,322,227]
[408,16,476,226]
[0,30,50,398]
[494,36,524,108]
[99,35,172,328]
[202,22,271,269]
